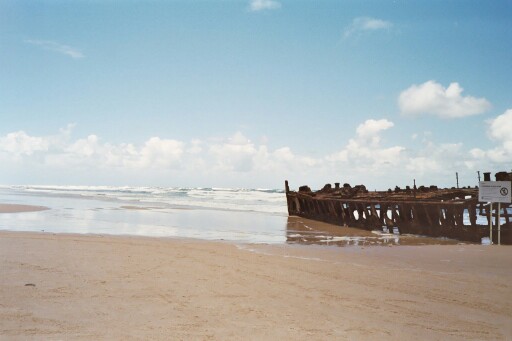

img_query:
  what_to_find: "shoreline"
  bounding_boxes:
[1,230,511,339]
[0,199,471,246]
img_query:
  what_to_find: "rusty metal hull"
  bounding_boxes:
[285,180,512,244]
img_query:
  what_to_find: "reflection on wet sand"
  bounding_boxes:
[286,216,467,247]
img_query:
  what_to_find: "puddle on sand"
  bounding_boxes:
[286,216,468,247]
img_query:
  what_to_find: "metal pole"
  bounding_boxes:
[489,202,493,244]
[456,172,459,188]
[498,202,501,245]
[477,171,481,182]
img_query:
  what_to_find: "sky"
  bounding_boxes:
[1,0,511,190]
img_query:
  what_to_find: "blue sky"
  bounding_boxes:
[1,0,511,189]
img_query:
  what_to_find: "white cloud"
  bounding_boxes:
[67,135,100,157]
[249,0,281,12]
[139,137,184,168]
[488,109,512,143]
[405,142,464,175]
[399,80,491,118]
[59,136,184,169]
[343,17,393,39]
[187,139,203,154]
[25,39,84,59]
[0,127,182,172]
[355,119,394,147]
[0,128,314,182]
[1,115,508,188]
[256,146,319,173]
[406,157,441,174]
[0,131,49,156]
[470,109,512,164]
[327,119,404,172]
[209,132,257,172]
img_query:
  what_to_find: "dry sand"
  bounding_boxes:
[1,231,511,340]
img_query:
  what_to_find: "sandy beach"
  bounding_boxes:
[1,228,511,340]
[0,204,49,214]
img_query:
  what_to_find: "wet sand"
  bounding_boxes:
[1,231,511,340]
[0,203,49,213]
[286,216,466,246]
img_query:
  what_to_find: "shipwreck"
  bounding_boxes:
[285,171,512,244]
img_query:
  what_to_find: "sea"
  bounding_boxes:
[0,185,500,246]
[0,185,289,243]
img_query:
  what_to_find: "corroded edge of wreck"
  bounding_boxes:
[285,172,512,244]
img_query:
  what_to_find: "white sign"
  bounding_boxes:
[479,181,512,203]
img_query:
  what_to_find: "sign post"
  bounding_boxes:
[498,203,501,245]
[489,202,493,243]
[479,181,512,245]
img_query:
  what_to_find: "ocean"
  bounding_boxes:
[0,185,290,243]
